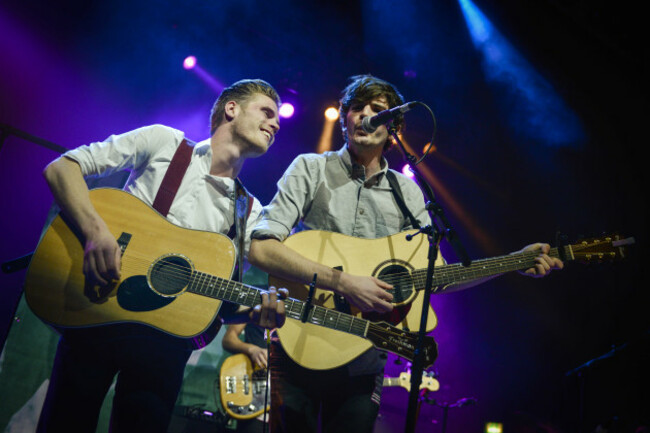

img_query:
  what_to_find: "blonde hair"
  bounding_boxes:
[210,79,281,135]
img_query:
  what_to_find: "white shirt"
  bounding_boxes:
[65,124,263,258]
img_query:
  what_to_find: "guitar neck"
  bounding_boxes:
[411,245,574,291]
[188,272,370,339]
[383,377,403,387]
[187,271,428,362]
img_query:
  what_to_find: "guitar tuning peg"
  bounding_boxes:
[426,369,439,378]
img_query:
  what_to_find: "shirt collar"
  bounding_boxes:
[337,145,389,186]
[198,139,236,195]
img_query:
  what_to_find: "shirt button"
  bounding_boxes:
[359,208,365,215]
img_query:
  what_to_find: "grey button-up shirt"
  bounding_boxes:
[253,146,432,375]
[253,146,430,241]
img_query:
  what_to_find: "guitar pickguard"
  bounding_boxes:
[116,276,174,312]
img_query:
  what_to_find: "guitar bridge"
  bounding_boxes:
[225,376,236,394]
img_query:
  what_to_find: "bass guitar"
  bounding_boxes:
[220,353,269,420]
[24,188,438,366]
[384,371,440,393]
[218,357,442,420]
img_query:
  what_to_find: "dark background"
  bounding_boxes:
[1,0,647,432]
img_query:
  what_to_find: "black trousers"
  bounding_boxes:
[269,342,382,433]
[37,330,191,433]
[236,418,268,433]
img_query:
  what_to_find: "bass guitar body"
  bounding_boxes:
[220,353,269,420]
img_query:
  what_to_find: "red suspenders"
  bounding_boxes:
[151,139,193,217]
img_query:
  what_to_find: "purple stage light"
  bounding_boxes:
[279,103,294,118]
[401,164,414,178]
[183,56,197,70]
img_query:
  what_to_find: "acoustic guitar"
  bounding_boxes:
[24,188,438,366]
[271,229,633,368]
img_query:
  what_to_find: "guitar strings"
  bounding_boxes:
[115,252,284,306]
[107,217,605,296]
[118,248,548,298]
[118,253,374,326]
[111,252,435,356]
[117,243,591,302]
[124,242,571,286]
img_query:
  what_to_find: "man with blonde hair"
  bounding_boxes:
[37,79,287,433]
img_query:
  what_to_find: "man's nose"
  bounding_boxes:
[360,104,375,117]
[270,117,280,133]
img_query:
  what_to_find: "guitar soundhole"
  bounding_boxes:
[148,255,192,297]
[378,264,414,305]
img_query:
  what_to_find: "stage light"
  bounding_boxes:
[183,56,197,70]
[396,134,499,254]
[316,109,338,153]
[485,422,503,433]
[182,57,224,94]
[401,164,415,179]
[423,142,437,154]
[279,103,295,119]
[458,0,584,148]
[324,107,339,121]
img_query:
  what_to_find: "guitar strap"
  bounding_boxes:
[385,170,422,229]
[151,138,194,217]
[227,179,254,281]
[150,137,253,282]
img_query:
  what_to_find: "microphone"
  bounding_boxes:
[361,101,418,133]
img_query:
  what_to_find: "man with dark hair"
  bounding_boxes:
[248,74,563,432]
[37,79,286,433]
[339,74,406,151]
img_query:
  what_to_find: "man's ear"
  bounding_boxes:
[224,100,238,122]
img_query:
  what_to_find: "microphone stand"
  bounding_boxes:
[564,340,631,433]
[1,124,71,275]
[0,124,70,353]
[387,121,472,433]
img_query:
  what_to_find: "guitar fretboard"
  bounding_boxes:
[409,245,573,292]
[384,377,403,387]
[187,272,369,338]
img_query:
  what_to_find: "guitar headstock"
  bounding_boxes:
[398,371,440,392]
[568,234,634,264]
[367,322,438,367]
